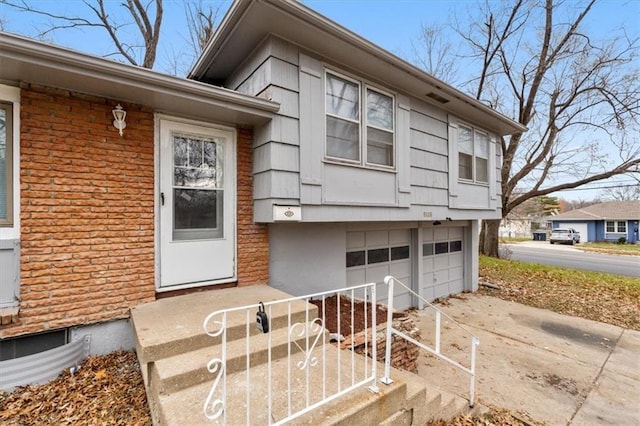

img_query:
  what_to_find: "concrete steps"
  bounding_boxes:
[131,285,479,425]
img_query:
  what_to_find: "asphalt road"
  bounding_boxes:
[501,241,640,277]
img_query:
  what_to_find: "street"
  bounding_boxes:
[501,241,640,277]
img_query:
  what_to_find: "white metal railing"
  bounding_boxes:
[202,283,379,425]
[382,275,480,406]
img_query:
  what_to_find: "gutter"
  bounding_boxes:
[1,31,280,114]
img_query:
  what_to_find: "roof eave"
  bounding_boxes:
[190,0,526,136]
[0,31,279,126]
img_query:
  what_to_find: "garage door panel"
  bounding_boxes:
[434,256,449,270]
[347,268,366,286]
[449,266,463,280]
[423,258,434,272]
[435,269,449,284]
[347,231,365,249]
[390,261,411,278]
[434,227,449,240]
[365,264,390,284]
[389,229,411,245]
[365,230,389,247]
[449,252,463,267]
[421,226,467,302]
[421,286,435,302]
[449,278,464,294]
[434,283,450,298]
[449,227,463,239]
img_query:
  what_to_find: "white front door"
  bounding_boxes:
[158,119,236,288]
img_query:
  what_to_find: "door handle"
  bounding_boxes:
[160,192,164,206]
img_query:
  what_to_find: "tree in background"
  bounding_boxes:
[415,0,639,257]
[2,0,220,73]
[599,182,640,201]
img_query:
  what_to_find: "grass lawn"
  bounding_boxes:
[577,242,640,256]
[479,255,640,330]
[498,236,532,243]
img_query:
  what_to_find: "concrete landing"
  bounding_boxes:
[412,294,640,425]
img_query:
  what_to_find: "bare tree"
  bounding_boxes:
[599,180,640,201]
[415,0,640,257]
[411,24,460,84]
[3,0,163,68]
[165,0,221,75]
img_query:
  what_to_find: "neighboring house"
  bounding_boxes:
[499,217,532,238]
[551,201,640,243]
[0,0,524,360]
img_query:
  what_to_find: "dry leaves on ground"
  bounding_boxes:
[479,256,640,331]
[428,405,546,426]
[0,350,151,426]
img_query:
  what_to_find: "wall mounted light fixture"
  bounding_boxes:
[433,220,442,226]
[112,104,127,136]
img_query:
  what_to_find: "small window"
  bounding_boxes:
[618,221,626,233]
[458,124,490,184]
[606,221,615,233]
[450,240,462,252]
[367,248,389,264]
[0,101,13,227]
[423,243,434,256]
[435,242,449,255]
[346,251,366,268]
[390,245,410,261]
[326,73,360,162]
[325,71,394,168]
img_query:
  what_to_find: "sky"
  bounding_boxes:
[1,0,639,201]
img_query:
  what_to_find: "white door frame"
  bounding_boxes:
[154,114,237,292]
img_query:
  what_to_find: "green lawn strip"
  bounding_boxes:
[577,242,640,256]
[479,256,640,330]
[499,237,532,243]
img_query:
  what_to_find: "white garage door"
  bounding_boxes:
[422,227,465,300]
[559,223,588,242]
[346,229,412,309]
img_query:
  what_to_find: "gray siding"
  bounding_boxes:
[226,35,502,223]
[0,239,19,308]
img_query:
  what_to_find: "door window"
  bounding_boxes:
[172,134,224,240]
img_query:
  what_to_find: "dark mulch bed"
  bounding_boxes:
[309,294,405,335]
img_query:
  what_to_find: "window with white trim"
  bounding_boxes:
[458,124,489,184]
[325,71,394,168]
[606,220,626,233]
[0,101,13,227]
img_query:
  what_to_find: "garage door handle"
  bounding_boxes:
[161,192,164,206]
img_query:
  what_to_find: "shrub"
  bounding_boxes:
[617,236,627,244]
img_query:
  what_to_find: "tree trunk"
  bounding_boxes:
[479,219,501,258]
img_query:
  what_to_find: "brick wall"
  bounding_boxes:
[1,84,156,338]
[236,128,269,286]
[341,316,421,373]
[0,85,269,339]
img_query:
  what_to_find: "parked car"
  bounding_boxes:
[550,228,580,245]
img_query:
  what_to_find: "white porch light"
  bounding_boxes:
[112,104,127,136]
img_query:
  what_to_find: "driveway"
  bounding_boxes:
[411,294,640,425]
[501,241,640,277]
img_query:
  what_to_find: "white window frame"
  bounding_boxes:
[606,220,626,233]
[324,69,395,169]
[0,85,19,237]
[457,123,490,185]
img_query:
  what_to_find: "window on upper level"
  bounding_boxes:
[458,124,489,184]
[0,101,13,227]
[325,71,394,168]
[606,220,626,233]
